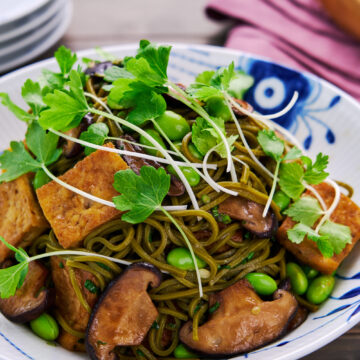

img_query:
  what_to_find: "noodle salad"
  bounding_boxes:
[0,40,359,360]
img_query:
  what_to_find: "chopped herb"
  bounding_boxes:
[209,301,220,314]
[244,231,251,240]
[59,262,64,269]
[151,321,159,330]
[219,214,232,224]
[136,349,145,357]
[241,251,255,264]
[84,279,99,294]
[77,338,85,344]
[211,206,219,218]
[96,262,111,271]
[194,304,201,314]
[96,340,107,346]
[219,264,231,270]
[167,322,177,329]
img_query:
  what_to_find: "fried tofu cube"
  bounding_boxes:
[36,143,127,249]
[277,182,360,274]
[0,174,49,262]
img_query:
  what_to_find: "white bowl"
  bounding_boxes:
[0,44,359,360]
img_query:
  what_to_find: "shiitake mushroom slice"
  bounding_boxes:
[86,263,162,360]
[218,196,278,238]
[179,279,297,356]
[0,261,54,324]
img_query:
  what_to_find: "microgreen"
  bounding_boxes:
[257,129,285,216]
[79,123,109,155]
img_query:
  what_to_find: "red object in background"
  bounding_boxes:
[206,0,360,100]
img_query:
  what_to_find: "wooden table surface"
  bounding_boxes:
[6,0,360,359]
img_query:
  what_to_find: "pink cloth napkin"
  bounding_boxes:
[206,0,360,100]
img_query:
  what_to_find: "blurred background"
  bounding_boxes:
[0,0,359,358]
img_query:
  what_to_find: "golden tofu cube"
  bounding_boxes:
[0,174,49,262]
[277,182,360,274]
[37,143,127,249]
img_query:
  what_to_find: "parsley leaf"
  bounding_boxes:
[54,45,77,75]
[21,79,46,116]
[95,46,117,62]
[135,40,171,81]
[257,129,284,162]
[104,66,134,82]
[0,236,29,298]
[0,141,41,182]
[287,223,323,244]
[39,71,89,131]
[108,79,166,125]
[283,196,323,227]
[227,71,254,99]
[283,146,302,161]
[192,116,236,158]
[279,162,305,200]
[80,123,109,155]
[319,220,352,255]
[195,70,215,85]
[113,166,170,223]
[187,85,221,101]
[315,237,335,258]
[0,93,36,123]
[0,122,61,182]
[210,62,235,91]
[303,153,329,184]
[25,122,62,165]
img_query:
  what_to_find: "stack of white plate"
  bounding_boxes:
[0,0,73,73]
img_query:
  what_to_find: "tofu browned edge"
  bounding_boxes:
[36,143,128,249]
[0,174,49,263]
[277,182,360,274]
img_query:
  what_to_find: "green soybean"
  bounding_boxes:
[188,142,203,160]
[139,129,166,156]
[174,343,197,358]
[245,272,277,296]
[273,190,290,211]
[30,313,59,341]
[167,247,206,270]
[306,275,335,304]
[286,262,308,295]
[302,265,319,279]
[155,111,190,141]
[205,96,231,122]
[167,165,200,187]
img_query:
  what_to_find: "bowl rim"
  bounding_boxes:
[0,43,359,360]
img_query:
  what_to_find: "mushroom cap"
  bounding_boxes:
[179,279,297,356]
[218,196,278,238]
[86,262,162,360]
[0,261,54,324]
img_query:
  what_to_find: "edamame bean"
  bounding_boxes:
[30,313,59,341]
[167,165,200,187]
[139,129,166,156]
[167,247,206,270]
[174,343,197,358]
[286,262,308,295]
[273,191,290,211]
[306,275,335,304]
[188,142,203,160]
[205,96,231,122]
[302,265,319,279]
[245,272,277,296]
[155,111,190,141]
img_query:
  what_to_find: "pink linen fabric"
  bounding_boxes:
[206,0,360,100]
